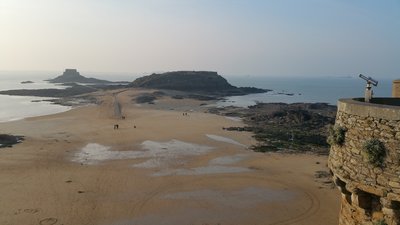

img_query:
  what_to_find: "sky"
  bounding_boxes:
[0,0,399,77]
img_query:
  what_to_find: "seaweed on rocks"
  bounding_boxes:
[209,102,337,154]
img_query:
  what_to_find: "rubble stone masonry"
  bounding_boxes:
[329,98,400,225]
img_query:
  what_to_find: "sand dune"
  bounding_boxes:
[0,89,339,225]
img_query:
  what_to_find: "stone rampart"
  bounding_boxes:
[328,98,400,225]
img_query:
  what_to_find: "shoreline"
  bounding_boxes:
[0,88,340,225]
[1,88,337,155]
[0,95,74,123]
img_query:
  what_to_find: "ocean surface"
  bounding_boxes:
[0,71,395,122]
[220,76,392,107]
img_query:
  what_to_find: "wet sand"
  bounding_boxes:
[0,88,340,225]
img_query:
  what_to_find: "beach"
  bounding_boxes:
[0,88,340,225]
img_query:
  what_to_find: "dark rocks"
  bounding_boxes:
[135,94,157,104]
[210,102,337,154]
[0,134,24,148]
[0,83,98,98]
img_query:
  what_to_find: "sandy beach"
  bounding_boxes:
[0,89,340,225]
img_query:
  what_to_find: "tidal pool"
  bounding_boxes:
[72,140,213,165]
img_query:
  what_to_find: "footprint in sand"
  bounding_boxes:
[14,208,41,215]
[39,217,58,225]
[23,208,40,214]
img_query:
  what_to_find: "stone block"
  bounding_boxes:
[381,131,395,138]
[374,168,383,174]
[382,207,396,216]
[372,211,384,221]
[389,181,400,189]
[365,178,376,185]
[387,193,400,201]
[392,188,400,195]
[350,147,361,155]
[377,175,389,186]
[391,177,400,183]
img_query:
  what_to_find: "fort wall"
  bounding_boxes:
[328,98,400,225]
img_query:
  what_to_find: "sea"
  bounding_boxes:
[0,71,395,123]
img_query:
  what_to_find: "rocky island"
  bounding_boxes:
[0,69,128,99]
[47,69,112,84]
[129,71,269,96]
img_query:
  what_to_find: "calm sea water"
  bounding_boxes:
[0,71,395,122]
[220,76,393,107]
[0,73,70,123]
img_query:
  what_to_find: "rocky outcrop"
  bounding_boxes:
[328,98,400,225]
[48,69,112,84]
[0,134,23,148]
[208,102,337,153]
[129,71,268,96]
[21,81,34,84]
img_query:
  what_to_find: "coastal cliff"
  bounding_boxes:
[129,71,268,96]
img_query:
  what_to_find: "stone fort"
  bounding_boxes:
[329,79,400,224]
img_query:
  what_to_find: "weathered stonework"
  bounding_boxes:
[329,98,400,225]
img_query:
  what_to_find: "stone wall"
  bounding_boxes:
[393,80,400,98]
[328,98,400,225]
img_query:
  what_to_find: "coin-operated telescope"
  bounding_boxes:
[359,74,378,102]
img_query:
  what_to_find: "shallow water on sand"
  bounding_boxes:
[152,153,252,176]
[152,165,252,176]
[0,95,72,122]
[111,187,298,225]
[163,187,297,205]
[206,134,246,147]
[72,140,213,165]
[72,141,253,176]
[208,154,249,165]
[0,76,71,122]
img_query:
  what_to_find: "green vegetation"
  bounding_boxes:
[327,125,347,146]
[253,128,328,152]
[363,139,386,167]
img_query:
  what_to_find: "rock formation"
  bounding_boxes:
[208,102,337,153]
[0,134,23,148]
[48,69,111,84]
[129,71,268,96]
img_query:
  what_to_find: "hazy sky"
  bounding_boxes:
[0,0,399,77]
